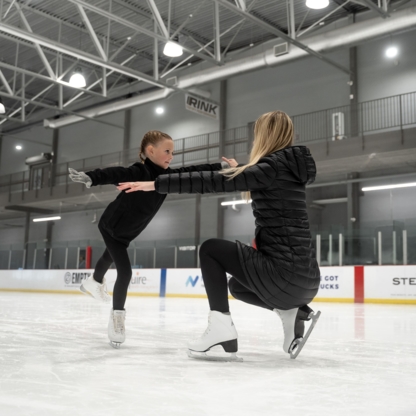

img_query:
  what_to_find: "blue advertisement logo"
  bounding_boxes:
[186,276,199,287]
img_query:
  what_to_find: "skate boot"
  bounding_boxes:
[274,305,321,359]
[80,275,111,303]
[108,309,126,349]
[187,311,242,362]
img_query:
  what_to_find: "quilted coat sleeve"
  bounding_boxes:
[167,162,223,174]
[155,162,276,194]
[86,164,146,186]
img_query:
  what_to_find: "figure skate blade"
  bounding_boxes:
[290,310,321,359]
[187,349,243,362]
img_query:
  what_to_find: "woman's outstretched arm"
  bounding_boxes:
[117,161,276,194]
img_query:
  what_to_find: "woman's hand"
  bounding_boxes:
[117,181,155,193]
[222,157,238,168]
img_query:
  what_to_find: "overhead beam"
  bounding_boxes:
[0,91,124,129]
[146,0,169,38]
[67,0,222,66]
[0,60,104,98]
[212,0,352,75]
[354,0,390,18]
[14,2,56,79]
[76,3,108,60]
[0,69,13,95]
[0,22,181,91]
[235,0,246,11]
[5,205,54,214]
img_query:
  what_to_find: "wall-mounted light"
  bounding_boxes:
[69,68,86,88]
[0,97,5,114]
[306,0,329,9]
[221,199,252,206]
[385,46,398,58]
[362,182,416,192]
[155,107,164,115]
[163,36,183,57]
[33,216,61,222]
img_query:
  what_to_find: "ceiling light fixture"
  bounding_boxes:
[221,199,252,206]
[0,97,5,114]
[33,216,61,222]
[163,36,183,58]
[306,0,329,9]
[362,182,416,192]
[385,46,398,58]
[155,107,164,115]
[16,145,22,150]
[69,68,86,88]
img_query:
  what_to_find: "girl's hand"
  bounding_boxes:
[222,157,238,168]
[117,181,156,193]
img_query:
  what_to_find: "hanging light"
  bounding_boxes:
[385,46,398,58]
[0,97,5,114]
[69,68,86,88]
[306,0,329,9]
[163,36,183,57]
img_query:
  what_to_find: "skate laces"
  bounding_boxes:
[113,314,125,334]
[200,316,212,339]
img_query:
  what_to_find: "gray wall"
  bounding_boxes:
[2,24,416,251]
[226,49,350,128]
[0,125,53,175]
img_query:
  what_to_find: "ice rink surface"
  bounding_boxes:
[0,292,415,416]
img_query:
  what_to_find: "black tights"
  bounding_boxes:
[94,226,132,310]
[199,239,273,313]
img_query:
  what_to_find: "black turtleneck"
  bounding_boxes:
[86,159,222,244]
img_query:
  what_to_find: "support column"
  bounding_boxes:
[0,134,3,175]
[44,221,54,269]
[217,80,227,239]
[23,211,30,269]
[347,172,360,263]
[349,46,359,138]
[51,128,59,187]
[194,194,201,267]
[123,109,131,166]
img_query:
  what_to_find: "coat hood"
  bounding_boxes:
[278,146,316,185]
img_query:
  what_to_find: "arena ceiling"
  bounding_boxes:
[0,0,402,134]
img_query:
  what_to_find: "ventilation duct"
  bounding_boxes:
[44,7,416,129]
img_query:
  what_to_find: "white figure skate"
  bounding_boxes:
[108,309,126,349]
[80,275,111,303]
[187,311,242,362]
[274,305,321,359]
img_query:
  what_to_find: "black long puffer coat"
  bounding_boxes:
[155,146,320,310]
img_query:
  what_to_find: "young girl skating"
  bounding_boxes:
[69,130,236,348]
[117,112,321,360]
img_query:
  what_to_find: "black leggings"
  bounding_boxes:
[199,239,273,313]
[94,226,132,310]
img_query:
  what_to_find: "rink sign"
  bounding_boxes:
[364,266,416,302]
[185,94,219,120]
[165,268,207,297]
[316,267,355,301]
[1,266,416,304]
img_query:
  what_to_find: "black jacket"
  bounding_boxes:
[87,158,223,245]
[155,146,320,309]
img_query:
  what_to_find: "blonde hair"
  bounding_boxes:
[222,111,294,199]
[139,130,173,163]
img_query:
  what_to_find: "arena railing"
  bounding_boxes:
[1,91,416,197]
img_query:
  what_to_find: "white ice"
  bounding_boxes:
[0,292,415,416]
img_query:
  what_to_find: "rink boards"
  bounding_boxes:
[0,266,415,304]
